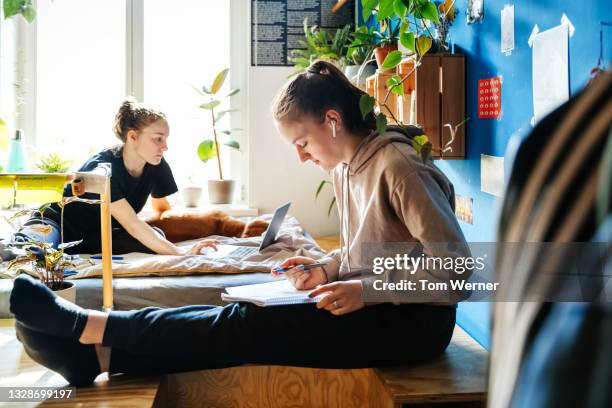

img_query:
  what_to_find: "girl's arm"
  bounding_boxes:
[111,199,215,255]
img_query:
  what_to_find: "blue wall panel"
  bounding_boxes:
[439,0,612,349]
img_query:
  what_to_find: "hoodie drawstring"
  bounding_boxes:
[339,164,352,276]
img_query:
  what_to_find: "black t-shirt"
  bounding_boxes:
[45,145,177,250]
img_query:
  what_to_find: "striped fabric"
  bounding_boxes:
[489,71,611,407]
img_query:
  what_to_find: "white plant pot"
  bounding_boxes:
[207,180,235,204]
[344,64,377,89]
[181,186,203,208]
[53,281,76,303]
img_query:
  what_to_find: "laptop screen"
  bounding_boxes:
[258,202,291,251]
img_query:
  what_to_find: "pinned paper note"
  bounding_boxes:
[455,195,474,224]
[481,155,505,197]
[528,24,540,47]
[478,77,502,119]
[532,24,569,123]
[561,13,575,37]
[501,5,515,55]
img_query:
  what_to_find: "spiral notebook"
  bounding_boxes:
[221,279,323,307]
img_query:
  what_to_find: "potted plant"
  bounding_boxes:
[345,25,378,88]
[6,204,81,302]
[8,239,81,302]
[34,151,73,173]
[359,0,443,69]
[195,68,241,204]
[181,173,203,208]
[289,18,353,76]
[358,0,447,162]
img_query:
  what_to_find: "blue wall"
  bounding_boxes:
[438,0,612,349]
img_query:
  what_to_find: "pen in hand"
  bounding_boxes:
[272,262,327,274]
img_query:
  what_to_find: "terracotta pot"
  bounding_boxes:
[207,180,235,204]
[373,44,398,69]
[181,186,203,207]
[53,281,76,303]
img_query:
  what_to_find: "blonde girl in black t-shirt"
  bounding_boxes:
[1,99,217,258]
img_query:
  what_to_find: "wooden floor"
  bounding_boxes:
[0,319,162,407]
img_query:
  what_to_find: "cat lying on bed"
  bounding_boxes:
[145,210,269,243]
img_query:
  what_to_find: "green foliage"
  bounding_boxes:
[347,26,377,65]
[351,0,455,163]
[8,238,82,290]
[381,50,402,69]
[386,74,403,96]
[34,152,73,173]
[197,140,216,163]
[289,19,353,74]
[3,0,36,23]
[195,68,241,180]
[359,94,376,120]
[314,180,337,217]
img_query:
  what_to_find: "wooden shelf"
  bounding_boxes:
[366,53,467,160]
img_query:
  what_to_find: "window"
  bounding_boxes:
[35,0,126,158]
[143,0,230,186]
[2,0,242,200]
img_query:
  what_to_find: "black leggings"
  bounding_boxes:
[14,216,164,254]
[102,302,456,376]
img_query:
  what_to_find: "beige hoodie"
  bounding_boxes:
[320,127,472,304]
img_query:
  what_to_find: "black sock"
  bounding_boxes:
[15,322,101,387]
[10,274,88,340]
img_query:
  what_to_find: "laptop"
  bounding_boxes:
[200,202,291,260]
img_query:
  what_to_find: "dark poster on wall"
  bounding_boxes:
[251,0,354,66]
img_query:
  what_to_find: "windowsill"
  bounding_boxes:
[139,203,259,219]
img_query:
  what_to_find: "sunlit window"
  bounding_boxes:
[35,0,126,163]
[143,0,231,186]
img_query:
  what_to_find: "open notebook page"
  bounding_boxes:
[221,279,324,307]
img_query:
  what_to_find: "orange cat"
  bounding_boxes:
[145,210,269,243]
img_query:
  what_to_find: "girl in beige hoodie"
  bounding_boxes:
[273,60,471,313]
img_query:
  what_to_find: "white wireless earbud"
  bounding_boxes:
[331,120,337,138]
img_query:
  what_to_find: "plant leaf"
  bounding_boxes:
[199,100,221,110]
[361,0,379,21]
[387,74,404,96]
[327,196,337,217]
[22,4,36,22]
[359,94,376,120]
[215,109,237,122]
[420,141,432,162]
[223,88,239,98]
[315,180,330,201]
[413,134,429,146]
[201,84,212,94]
[381,50,403,69]
[210,68,229,94]
[377,0,395,22]
[222,140,240,150]
[420,1,439,23]
[400,0,413,9]
[399,31,415,53]
[3,0,21,18]
[375,113,387,136]
[393,0,407,17]
[197,140,217,163]
[416,35,432,55]
[58,240,83,250]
